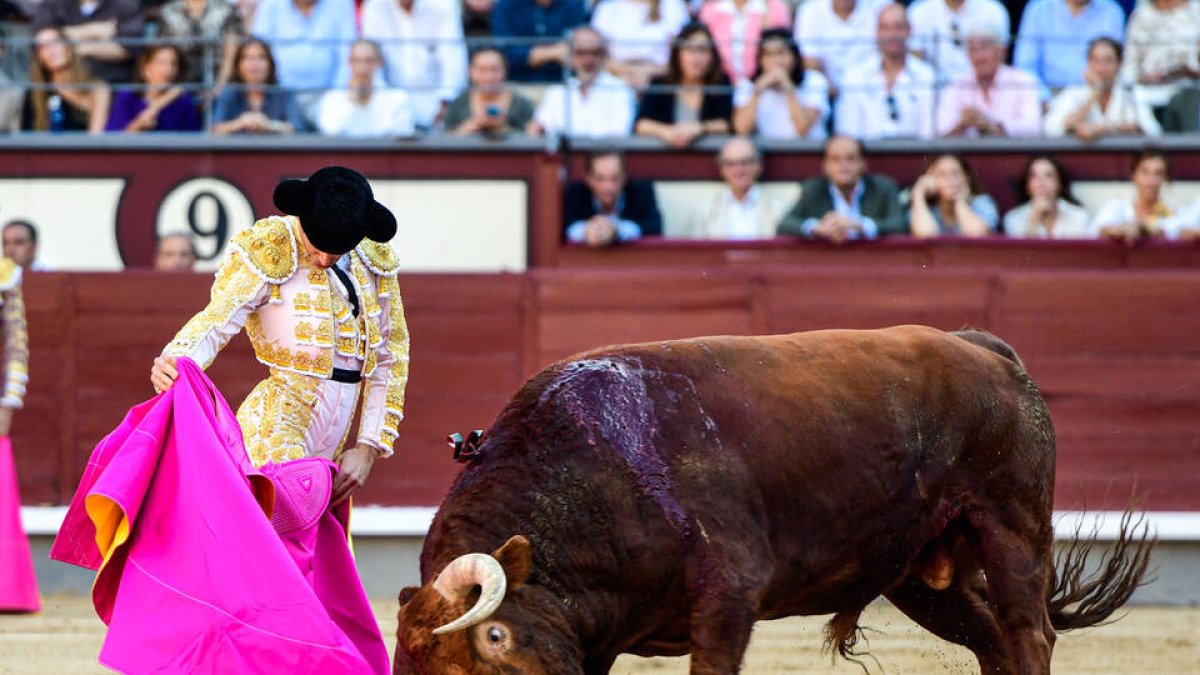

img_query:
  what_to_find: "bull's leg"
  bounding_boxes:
[973,520,1055,675]
[682,546,767,675]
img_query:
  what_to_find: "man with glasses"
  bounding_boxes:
[908,0,1008,83]
[777,135,906,243]
[528,26,636,138]
[675,136,785,239]
[836,2,936,139]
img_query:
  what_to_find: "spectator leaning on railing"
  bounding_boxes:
[1002,155,1090,239]
[1044,37,1161,141]
[1089,149,1179,243]
[907,0,1009,84]
[636,22,732,148]
[907,152,998,237]
[154,232,198,271]
[443,46,533,136]
[732,28,828,139]
[315,38,415,138]
[674,136,785,239]
[1012,0,1125,91]
[212,37,305,134]
[591,0,689,90]
[106,44,201,132]
[563,151,663,247]
[778,135,906,243]
[22,26,110,133]
[697,0,790,85]
[491,0,586,82]
[836,3,936,140]
[33,0,146,83]
[361,0,467,130]
[935,19,1041,137]
[528,26,637,138]
[793,0,886,97]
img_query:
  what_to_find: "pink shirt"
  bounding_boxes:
[698,0,791,82]
[935,65,1042,137]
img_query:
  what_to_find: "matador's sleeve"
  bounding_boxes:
[0,261,28,409]
[355,243,409,457]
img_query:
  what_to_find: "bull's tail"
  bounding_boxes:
[952,328,1025,370]
[1046,506,1155,631]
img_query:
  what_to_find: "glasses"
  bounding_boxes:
[886,94,899,121]
[950,20,962,48]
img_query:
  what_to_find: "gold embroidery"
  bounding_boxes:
[294,292,312,314]
[315,321,334,347]
[1,281,29,408]
[307,267,326,285]
[355,240,400,276]
[314,290,332,315]
[232,218,298,283]
[0,258,20,292]
[165,250,265,368]
[295,321,315,344]
[236,370,321,467]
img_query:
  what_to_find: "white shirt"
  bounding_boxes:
[836,56,937,139]
[360,0,467,128]
[794,0,887,89]
[534,71,637,138]
[733,70,831,140]
[1043,83,1162,138]
[591,0,690,66]
[908,0,1010,83]
[1002,200,1091,239]
[724,187,767,240]
[317,87,416,138]
[1090,197,1182,238]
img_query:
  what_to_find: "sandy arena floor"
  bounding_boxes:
[1,595,1196,674]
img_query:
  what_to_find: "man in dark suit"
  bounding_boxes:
[778,136,906,243]
[563,151,663,247]
[1161,87,1200,133]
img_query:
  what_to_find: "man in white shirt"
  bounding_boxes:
[674,137,784,239]
[836,2,936,139]
[794,0,886,94]
[361,0,467,129]
[317,39,416,138]
[527,26,637,139]
[907,0,1009,83]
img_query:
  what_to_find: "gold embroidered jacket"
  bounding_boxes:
[163,217,410,452]
[0,258,28,409]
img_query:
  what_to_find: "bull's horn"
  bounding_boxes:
[431,553,507,635]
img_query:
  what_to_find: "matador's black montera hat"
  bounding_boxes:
[273,166,397,255]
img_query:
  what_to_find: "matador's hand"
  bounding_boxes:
[151,356,179,394]
[332,443,377,507]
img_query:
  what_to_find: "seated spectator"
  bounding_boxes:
[1090,150,1178,243]
[528,26,637,138]
[362,0,467,129]
[836,3,936,140]
[106,45,202,132]
[732,28,829,140]
[1044,38,1161,141]
[698,0,790,84]
[154,232,198,271]
[2,220,44,271]
[675,136,786,239]
[907,0,1009,84]
[635,22,733,148]
[491,0,586,82]
[591,0,689,90]
[907,152,998,237]
[213,37,305,134]
[21,27,110,133]
[1003,155,1090,238]
[252,0,356,105]
[316,39,414,138]
[158,0,244,87]
[0,26,21,132]
[33,0,146,83]
[1013,0,1125,90]
[1121,0,1200,109]
[935,20,1041,137]
[778,135,905,242]
[563,151,663,246]
[794,0,886,96]
[443,47,534,137]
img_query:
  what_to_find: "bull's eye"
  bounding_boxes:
[487,627,504,643]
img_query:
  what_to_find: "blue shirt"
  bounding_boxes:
[212,87,309,132]
[251,0,357,90]
[1014,0,1126,89]
[491,0,586,82]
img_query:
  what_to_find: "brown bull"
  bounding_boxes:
[394,325,1152,674]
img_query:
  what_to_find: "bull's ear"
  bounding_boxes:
[398,586,420,607]
[492,535,533,590]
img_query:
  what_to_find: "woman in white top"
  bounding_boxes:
[1090,150,1178,243]
[1120,0,1200,107]
[732,28,829,140]
[591,0,690,89]
[1003,156,1090,239]
[1044,37,1161,141]
[316,39,414,139]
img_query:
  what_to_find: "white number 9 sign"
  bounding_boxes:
[156,178,255,272]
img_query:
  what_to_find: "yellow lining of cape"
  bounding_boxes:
[84,494,131,582]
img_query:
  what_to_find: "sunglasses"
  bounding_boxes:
[886,94,899,121]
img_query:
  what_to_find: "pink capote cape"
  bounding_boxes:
[49,358,389,675]
[0,435,40,611]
